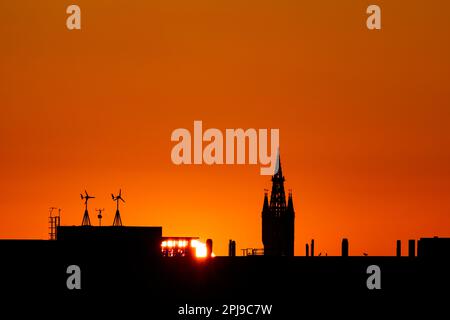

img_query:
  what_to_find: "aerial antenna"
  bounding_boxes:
[111,189,125,226]
[80,190,94,226]
[96,208,105,226]
[48,207,60,240]
[49,207,57,216]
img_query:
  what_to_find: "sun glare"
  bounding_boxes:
[162,238,213,258]
[190,239,212,258]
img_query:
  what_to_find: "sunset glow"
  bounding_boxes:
[1,1,450,257]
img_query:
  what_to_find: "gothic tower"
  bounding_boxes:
[262,155,295,256]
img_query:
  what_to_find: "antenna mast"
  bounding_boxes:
[96,208,104,226]
[48,207,61,240]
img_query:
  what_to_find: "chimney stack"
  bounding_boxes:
[228,240,236,257]
[396,240,401,257]
[206,239,213,258]
[341,238,349,257]
[408,239,415,257]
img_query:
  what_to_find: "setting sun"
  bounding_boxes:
[191,239,208,258]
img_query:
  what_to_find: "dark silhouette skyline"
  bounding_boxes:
[1,154,450,317]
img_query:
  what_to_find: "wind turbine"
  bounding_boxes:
[80,190,95,226]
[111,189,125,226]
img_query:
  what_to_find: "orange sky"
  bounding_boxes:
[1,1,450,256]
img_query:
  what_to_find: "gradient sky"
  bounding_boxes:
[1,1,449,256]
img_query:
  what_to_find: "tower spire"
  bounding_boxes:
[270,149,286,209]
[261,151,295,256]
[273,148,282,176]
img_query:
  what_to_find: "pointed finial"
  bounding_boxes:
[274,147,280,175]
